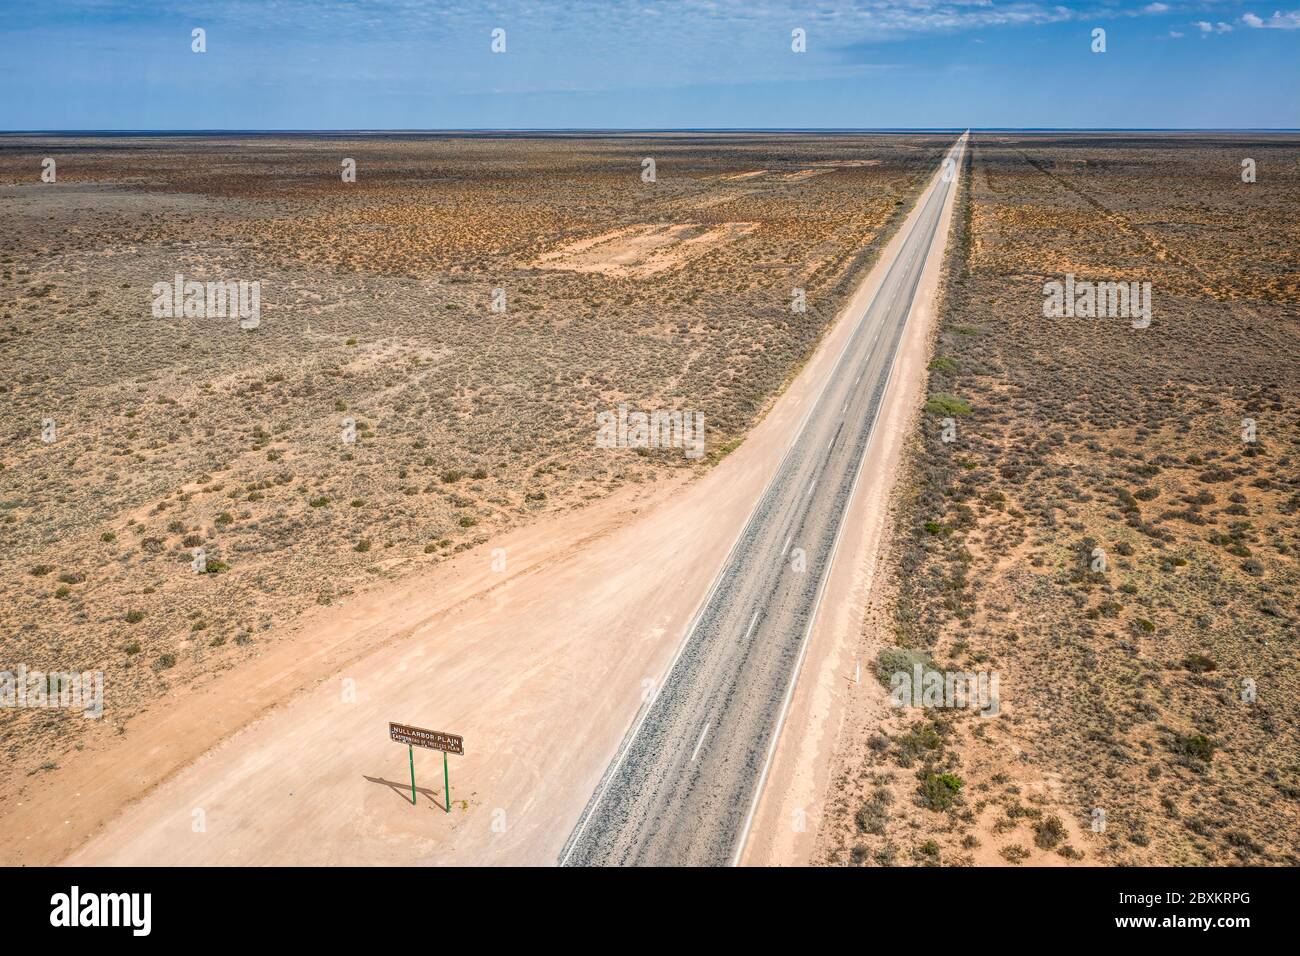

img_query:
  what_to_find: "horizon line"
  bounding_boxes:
[4,127,1300,136]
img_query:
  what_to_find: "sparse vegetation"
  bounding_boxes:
[822,133,1299,868]
[0,130,957,784]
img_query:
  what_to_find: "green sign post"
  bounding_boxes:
[389,722,464,813]
[408,744,417,805]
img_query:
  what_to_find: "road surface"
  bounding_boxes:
[561,132,968,867]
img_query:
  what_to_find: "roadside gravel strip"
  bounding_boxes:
[561,133,968,867]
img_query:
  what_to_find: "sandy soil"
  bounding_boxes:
[532,222,757,277]
[784,169,834,181]
[0,144,957,868]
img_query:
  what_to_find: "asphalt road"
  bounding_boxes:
[561,133,968,867]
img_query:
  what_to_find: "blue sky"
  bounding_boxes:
[2,1,1296,129]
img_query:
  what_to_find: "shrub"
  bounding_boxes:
[1173,733,1216,763]
[1034,815,1066,850]
[895,720,948,763]
[920,772,963,811]
[876,647,938,689]
[855,800,888,836]
[1000,844,1030,864]
[925,393,972,417]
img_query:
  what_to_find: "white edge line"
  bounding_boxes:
[729,137,965,867]
[556,175,916,865]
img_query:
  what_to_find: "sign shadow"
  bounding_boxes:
[364,774,443,808]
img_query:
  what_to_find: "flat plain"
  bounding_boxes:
[5,132,1295,869]
[819,133,1300,867]
[0,132,946,784]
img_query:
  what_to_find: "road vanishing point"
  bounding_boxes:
[561,133,969,866]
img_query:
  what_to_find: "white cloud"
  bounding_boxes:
[1195,19,1233,33]
[1241,10,1300,28]
[1144,3,1170,12]
[1168,29,1184,36]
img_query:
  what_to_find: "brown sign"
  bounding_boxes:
[390,722,464,755]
